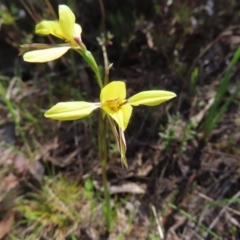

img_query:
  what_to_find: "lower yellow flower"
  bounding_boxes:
[44,81,176,130]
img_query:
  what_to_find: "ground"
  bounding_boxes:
[0,0,240,239]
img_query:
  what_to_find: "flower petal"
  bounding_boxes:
[119,129,128,167]
[35,21,64,39]
[44,102,99,120]
[74,23,82,40]
[23,46,70,62]
[100,81,126,103]
[59,5,76,43]
[128,90,176,106]
[103,104,132,130]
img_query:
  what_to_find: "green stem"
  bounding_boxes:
[98,111,111,230]
[76,48,103,89]
[77,43,111,230]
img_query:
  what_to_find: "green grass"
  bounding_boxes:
[11,174,98,239]
[201,45,240,138]
[168,203,222,240]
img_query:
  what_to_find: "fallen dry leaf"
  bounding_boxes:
[0,211,14,239]
[93,181,146,194]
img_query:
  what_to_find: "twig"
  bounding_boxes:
[98,0,109,77]
[197,191,240,216]
[151,204,164,240]
[206,191,240,238]
[19,0,39,23]
[44,0,57,19]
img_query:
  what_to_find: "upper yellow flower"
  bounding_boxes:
[44,81,176,131]
[22,5,82,62]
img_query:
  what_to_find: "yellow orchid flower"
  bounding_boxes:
[44,81,176,131]
[22,5,83,62]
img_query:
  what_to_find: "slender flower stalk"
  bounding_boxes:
[98,111,110,228]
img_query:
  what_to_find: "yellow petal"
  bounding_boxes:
[35,21,64,39]
[103,104,132,130]
[44,102,99,120]
[128,90,176,106]
[74,23,82,38]
[23,46,70,62]
[59,5,76,42]
[100,81,126,103]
